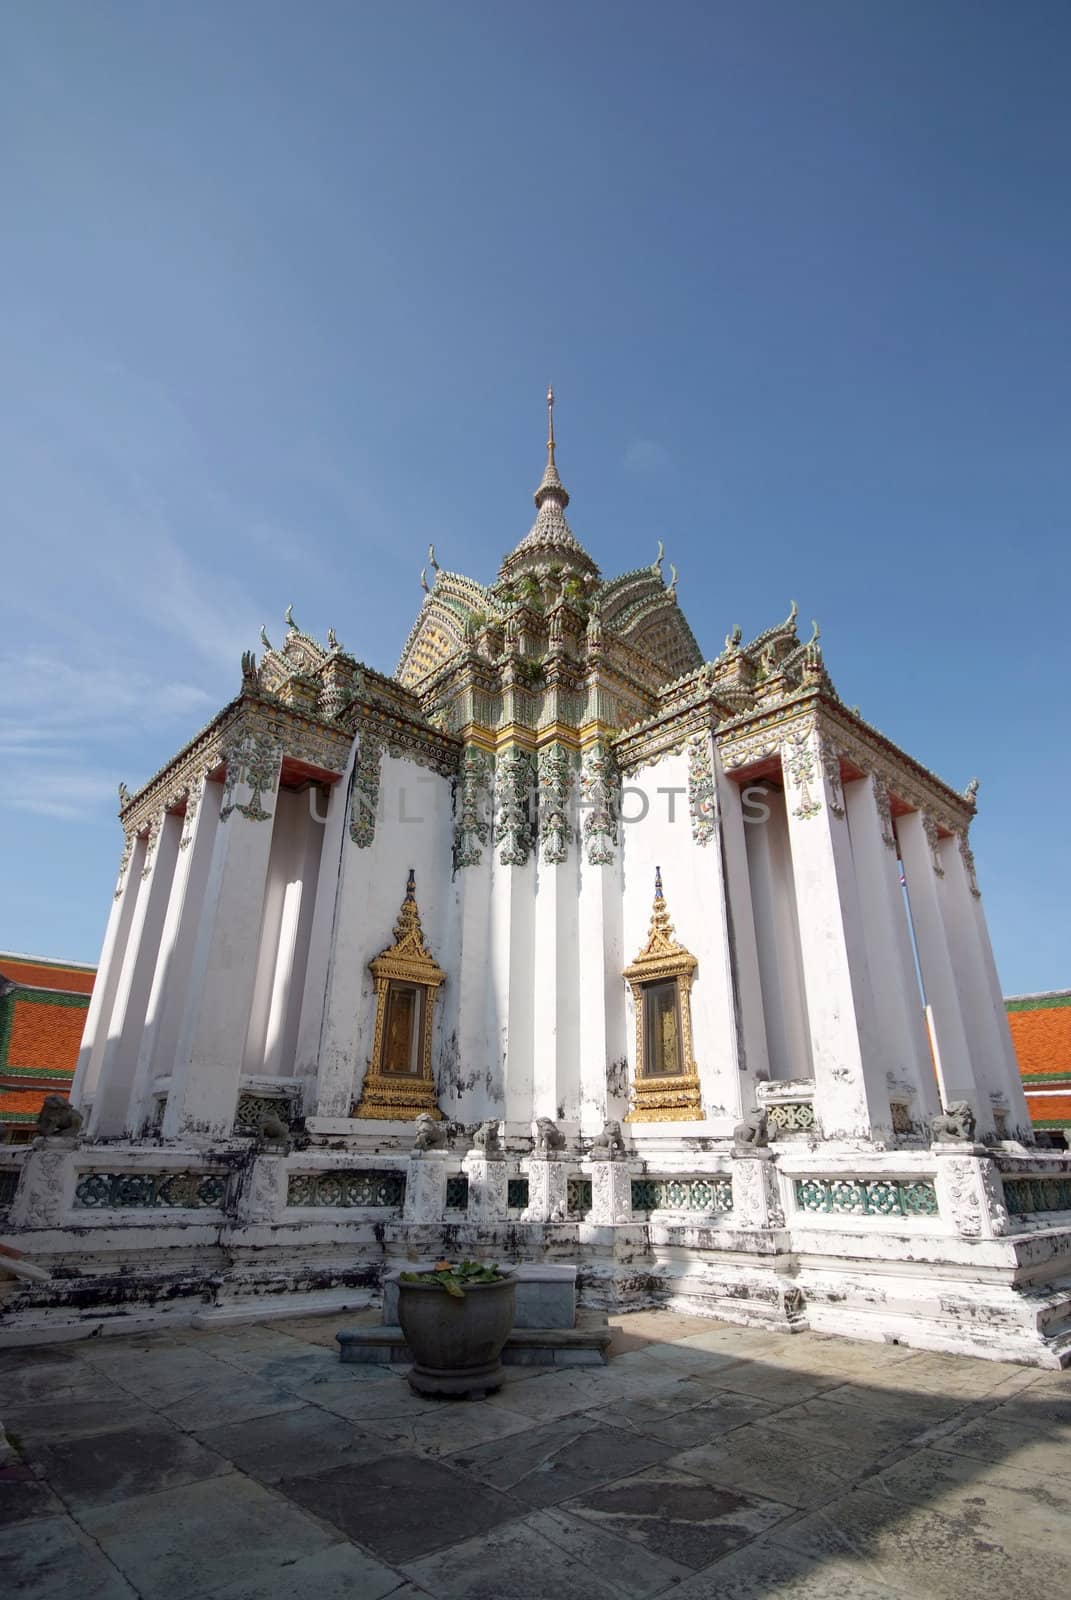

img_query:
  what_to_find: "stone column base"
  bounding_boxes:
[581,1159,637,1225]
[730,1152,785,1229]
[462,1156,508,1224]
[521,1157,567,1222]
[933,1143,1010,1238]
[403,1151,449,1223]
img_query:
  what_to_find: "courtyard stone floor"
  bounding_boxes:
[2,1310,1071,1599]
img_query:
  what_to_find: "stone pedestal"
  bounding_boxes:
[402,1151,449,1224]
[462,1155,508,1224]
[933,1143,1010,1239]
[234,1154,288,1227]
[521,1156,567,1222]
[8,1142,77,1231]
[582,1159,635,1225]
[731,1152,785,1230]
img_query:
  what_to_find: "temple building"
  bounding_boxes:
[2,393,1069,1367]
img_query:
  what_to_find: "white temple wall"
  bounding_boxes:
[71,832,147,1111]
[268,790,326,1081]
[342,754,457,1115]
[620,750,740,1123]
[89,814,182,1138]
[965,879,1032,1135]
[128,778,222,1134]
[744,786,813,1082]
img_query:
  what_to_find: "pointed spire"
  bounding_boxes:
[533,384,569,510]
[500,386,598,581]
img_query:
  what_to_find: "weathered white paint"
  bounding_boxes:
[71,831,147,1110]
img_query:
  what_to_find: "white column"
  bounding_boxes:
[164,736,282,1138]
[450,749,497,1124]
[292,747,355,1115]
[89,811,182,1138]
[715,759,770,1103]
[310,741,381,1117]
[129,775,219,1134]
[845,775,939,1125]
[745,787,812,1083]
[535,747,584,1128]
[964,853,1032,1138]
[781,725,886,1139]
[71,828,145,1110]
[897,809,981,1113]
[577,836,627,1133]
[938,834,1030,1138]
[688,736,747,1120]
[494,856,536,1129]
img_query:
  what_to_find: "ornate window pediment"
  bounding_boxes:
[353,871,445,1121]
[623,868,703,1122]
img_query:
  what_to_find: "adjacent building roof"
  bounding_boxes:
[1007,989,1071,1130]
[0,952,95,1128]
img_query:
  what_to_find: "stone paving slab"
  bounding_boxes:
[277,1453,523,1564]
[78,1473,337,1600]
[1,1308,1070,1598]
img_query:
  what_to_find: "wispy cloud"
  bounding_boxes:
[623,438,671,473]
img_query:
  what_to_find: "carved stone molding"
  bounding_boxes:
[350,735,382,848]
[221,733,283,823]
[494,747,535,867]
[781,724,823,821]
[687,733,717,845]
[453,746,493,869]
[580,742,620,866]
[538,743,574,865]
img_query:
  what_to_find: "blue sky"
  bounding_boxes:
[2,1,1068,992]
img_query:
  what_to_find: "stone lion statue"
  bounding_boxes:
[35,1096,83,1139]
[931,1102,976,1144]
[588,1120,626,1162]
[471,1120,504,1158]
[732,1106,769,1155]
[257,1112,290,1147]
[532,1117,566,1157]
[413,1113,447,1152]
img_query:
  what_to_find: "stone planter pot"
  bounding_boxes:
[397,1272,516,1399]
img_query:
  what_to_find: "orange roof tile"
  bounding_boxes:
[1007,1004,1071,1079]
[1020,1091,1071,1127]
[0,957,95,995]
[7,998,87,1074]
[0,1087,57,1119]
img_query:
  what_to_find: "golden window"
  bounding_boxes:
[353,871,445,1121]
[623,867,703,1121]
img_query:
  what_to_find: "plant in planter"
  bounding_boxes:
[397,1260,516,1399]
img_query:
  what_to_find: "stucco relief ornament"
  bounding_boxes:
[580,742,620,865]
[943,1158,983,1237]
[140,807,166,878]
[453,746,493,869]
[820,739,846,820]
[179,774,208,850]
[781,726,822,820]
[494,747,535,866]
[872,773,896,850]
[221,734,282,822]
[687,733,717,846]
[922,813,946,876]
[114,830,136,899]
[538,744,574,865]
[958,831,981,898]
[349,734,382,847]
